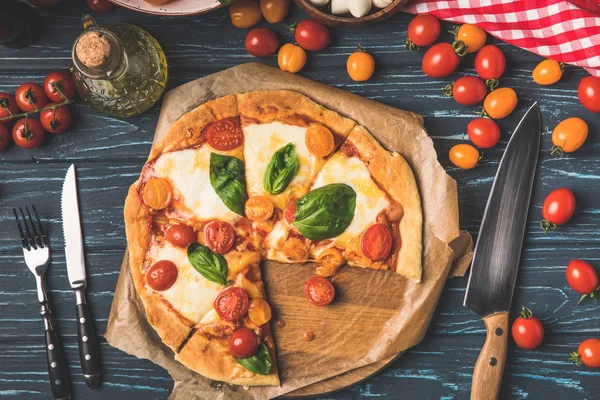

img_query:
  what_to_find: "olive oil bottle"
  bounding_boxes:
[71,15,168,118]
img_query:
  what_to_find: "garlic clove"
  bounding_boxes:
[331,0,350,15]
[309,0,330,6]
[372,0,392,8]
[348,0,372,17]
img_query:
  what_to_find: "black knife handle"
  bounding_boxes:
[45,325,71,400]
[76,298,101,388]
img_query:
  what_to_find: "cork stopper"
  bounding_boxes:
[75,31,111,68]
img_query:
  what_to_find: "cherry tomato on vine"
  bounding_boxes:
[551,117,588,155]
[512,306,544,350]
[40,104,72,134]
[449,144,479,170]
[456,24,486,54]
[12,118,45,149]
[260,0,289,24]
[446,76,487,106]
[541,188,576,233]
[422,42,462,78]
[566,260,599,304]
[294,20,330,52]
[475,45,506,87]
[483,87,517,119]
[467,118,500,149]
[44,71,76,103]
[0,124,10,151]
[346,47,375,82]
[245,28,279,57]
[0,92,19,121]
[570,339,600,368]
[578,76,600,113]
[278,43,306,74]
[405,14,440,50]
[532,59,563,86]
[15,83,47,112]
[229,0,262,29]
[87,0,114,13]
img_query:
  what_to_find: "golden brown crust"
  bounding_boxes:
[346,125,423,281]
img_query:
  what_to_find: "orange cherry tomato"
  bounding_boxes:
[245,195,274,222]
[206,118,244,151]
[260,0,289,23]
[456,24,486,53]
[214,287,249,321]
[551,117,588,154]
[346,48,375,82]
[165,224,196,248]
[304,276,335,307]
[315,247,345,277]
[532,59,563,85]
[142,177,173,210]
[248,298,272,325]
[449,144,479,170]
[571,339,600,368]
[305,124,334,157]
[229,0,262,28]
[204,220,236,254]
[147,260,178,291]
[483,87,518,119]
[283,203,296,224]
[361,223,393,261]
[278,43,306,74]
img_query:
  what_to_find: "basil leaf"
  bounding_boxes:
[218,0,231,4]
[187,243,228,285]
[292,183,356,241]
[263,143,299,195]
[235,343,272,375]
[209,153,248,216]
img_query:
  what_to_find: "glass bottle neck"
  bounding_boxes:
[72,27,126,80]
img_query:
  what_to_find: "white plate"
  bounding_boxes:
[109,0,223,16]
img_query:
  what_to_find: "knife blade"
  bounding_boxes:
[61,164,101,389]
[463,102,541,400]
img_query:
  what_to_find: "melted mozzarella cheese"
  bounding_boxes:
[147,241,223,324]
[266,219,289,249]
[243,122,320,209]
[153,147,238,224]
[312,152,389,246]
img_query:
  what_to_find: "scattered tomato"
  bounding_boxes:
[512,306,544,350]
[304,276,335,307]
[405,14,440,50]
[294,20,330,52]
[43,71,76,102]
[532,59,563,86]
[475,45,506,89]
[260,0,289,24]
[206,118,244,150]
[165,224,196,248]
[214,287,249,321]
[278,43,306,74]
[245,195,274,222]
[483,87,517,119]
[146,260,178,291]
[245,28,279,57]
[346,47,375,82]
[566,260,599,304]
[305,123,334,157]
[456,24,486,54]
[422,42,462,78]
[229,0,262,29]
[15,83,47,112]
[87,0,114,12]
[449,144,479,170]
[0,124,10,151]
[541,188,576,233]
[578,76,600,113]
[229,328,260,358]
[12,118,45,149]
[39,104,72,134]
[361,223,392,261]
[467,118,500,149]
[551,117,588,155]
[447,76,487,106]
[204,220,236,254]
[570,339,600,368]
[142,177,173,210]
[0,93,20,121]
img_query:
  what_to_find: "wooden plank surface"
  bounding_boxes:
[0,1,599,399]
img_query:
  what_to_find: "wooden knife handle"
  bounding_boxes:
[470,311,509,400]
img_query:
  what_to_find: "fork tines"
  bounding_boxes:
[13,205,48,250]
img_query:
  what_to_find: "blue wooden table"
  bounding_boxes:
[1,1,599,399]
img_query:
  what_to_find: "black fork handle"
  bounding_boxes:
[42,304,71,400]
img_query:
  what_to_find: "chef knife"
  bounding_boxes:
[463,102,541,400]
[61,164,101,389]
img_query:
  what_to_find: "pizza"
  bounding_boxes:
[124,90,422,386]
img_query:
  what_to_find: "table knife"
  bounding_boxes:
[463,102,541,400]
[61,164,101,389]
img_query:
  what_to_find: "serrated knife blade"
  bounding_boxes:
[62,164,86,288]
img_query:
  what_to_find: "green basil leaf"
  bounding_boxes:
[292,183,356,241]
[235,343,273,375]
[187,243,228,285]
[209,153,248,216]
[263,143,299,195]
[218,0,231,4]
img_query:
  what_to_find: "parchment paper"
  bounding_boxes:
[105,63,473,399]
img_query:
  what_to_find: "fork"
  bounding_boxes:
[14,206,71,400]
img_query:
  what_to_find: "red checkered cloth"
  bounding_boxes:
[403,0,600,77]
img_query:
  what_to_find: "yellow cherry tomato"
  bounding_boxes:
[248,298,272,325]
[277,43,306,74]
[260,0,289,23]
[532,59,563,85]
[229,0,261,29]
[551,117,588,154]
[346,47,375,82]
[449,144,480,170]
[483,87,518,119]
[456,24,487,54]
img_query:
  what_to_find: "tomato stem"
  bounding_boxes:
[577,285,600,305]
[550,144,564,156]
[452,40,468,57]
[569,351,583,366]
[475,106,489,118]
[405,38,419,52]
[284,23,297,37]
[442,84,453,97]
[0,98,73,123]
[519,306,533,319]
[448,25,459,39]
[486,79,499,91]
[540,220,557,234]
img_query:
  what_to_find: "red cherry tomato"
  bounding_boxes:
[15,83,47,112]
[12,118,45,149]
[571,339,600,368]
[294,20,330,52]
[475,45,506,82]
[146,260,178,291]
[422,43,461,78]
[44,71,76,103]
[578,76,600,113]
[467,118,501,149]
[165,224,196,248]
[361,223,393,261]
[541,188,576,232]
[566,260,599,303]
[448,76,487,106]
[39,104,72,134]
[214,287,249,321]
[304,276,335,307]
[87,0,114,12]
[283,203,296,224]
[229,328,260,359]
[245,28,279,57]
[511,306,544,350]
[0,124,10,151]
[204,220,236,255]
[206,118,244,151]
[406,14,440,49]
[0,92,20,121]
